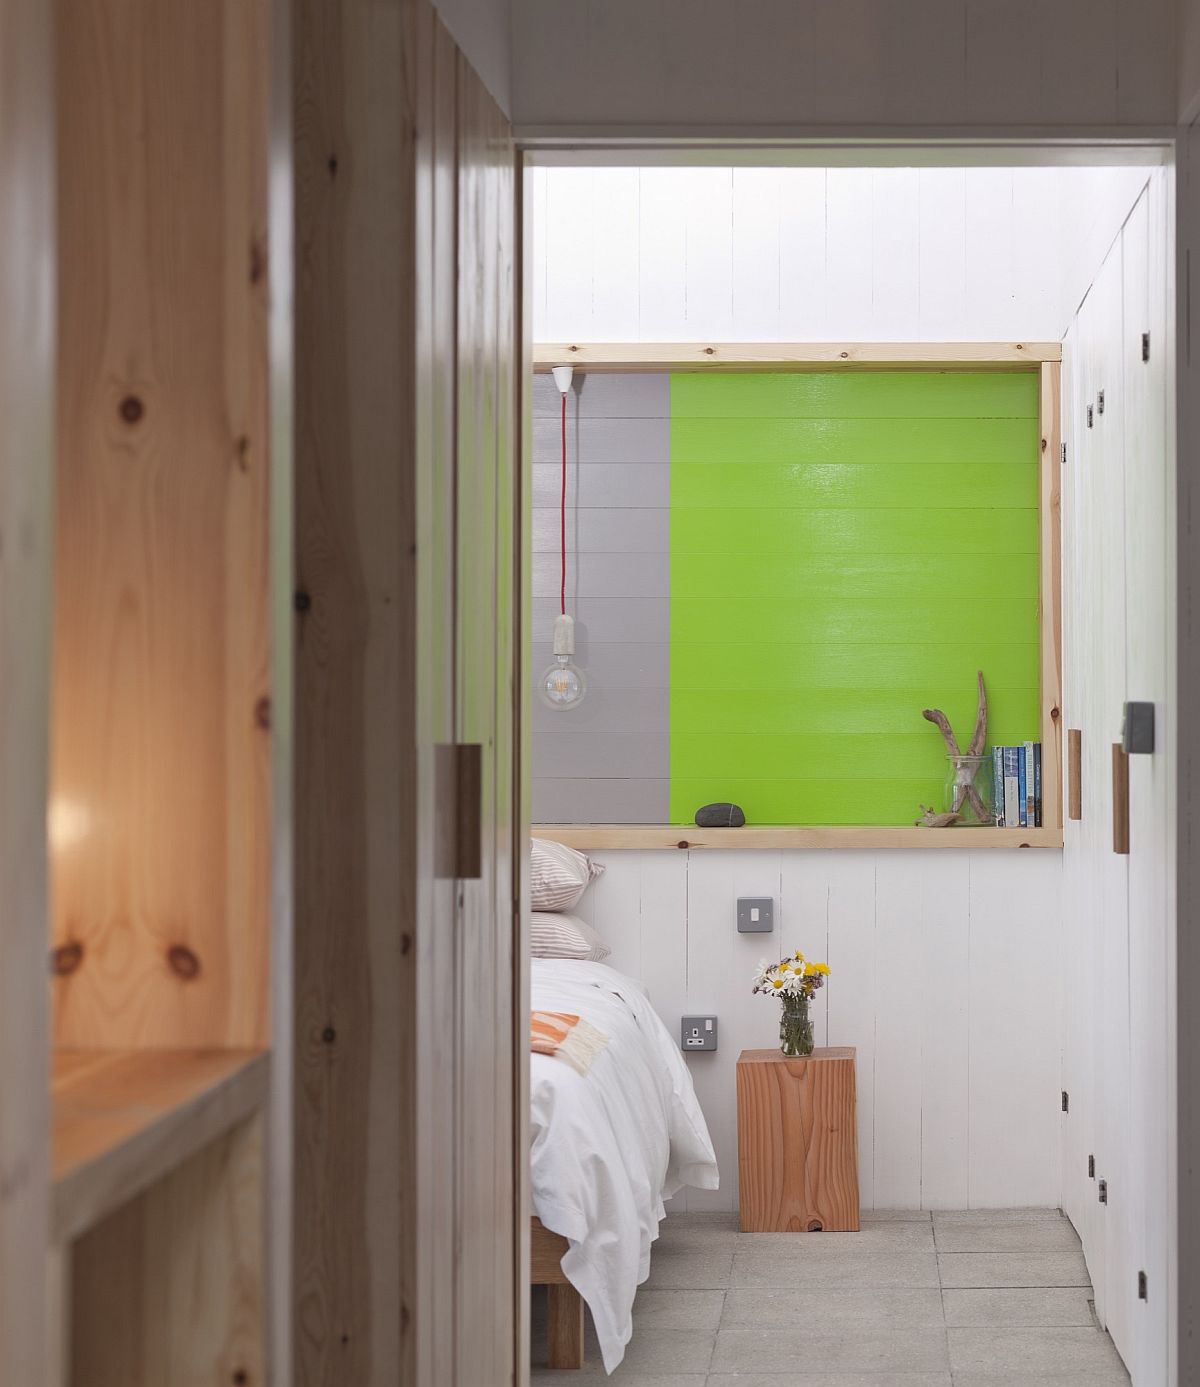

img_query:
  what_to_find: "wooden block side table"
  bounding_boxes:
[736,1046,860,1232]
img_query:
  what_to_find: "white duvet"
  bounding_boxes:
[530,959,719,1373]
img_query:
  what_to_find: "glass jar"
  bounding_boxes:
[944,753,994,826]
[779,994,814,1057]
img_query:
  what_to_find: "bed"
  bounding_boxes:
[529,958,719,1372]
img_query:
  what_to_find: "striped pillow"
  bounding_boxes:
[530,912,611,962]
[531,839,604,912]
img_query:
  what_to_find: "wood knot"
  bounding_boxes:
[676,839,690,850]
[167,944,201,980]
[703,346,715,355]
[254,695,271,729]
[118,395,144,425]
[839,351,850,359]
[294,588,312,613]
[232,1372,249,1386]
[400,933,412,955]
[236,435,251,472]
[51,941,84,977]
[327,153,338,179]
[1051,705,1061,721]
[807,1218,824,1231]
[249,238,267,285]
[322,1026,336,1044]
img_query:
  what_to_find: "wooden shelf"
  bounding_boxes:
[532,825,1063,851]
[53,1048,269,1243]
[533,341,1062,372]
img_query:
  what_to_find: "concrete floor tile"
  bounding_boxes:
[934,1217,1081,1254]
[721,1286,945,1330]
[642,1246,734,1288]
[948,1326,1128,1376]
[941,1288,1096,1328]
[733,1244,940,1289]
[937,1251,1091,1288]
[627,1288,724,1333]
[712,1326,950,1375]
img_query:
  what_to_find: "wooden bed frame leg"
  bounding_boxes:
[546,1282,584,1369]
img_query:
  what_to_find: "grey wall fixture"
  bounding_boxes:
[531,373,671,824]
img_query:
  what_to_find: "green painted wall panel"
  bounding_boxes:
[669,370,1041,825]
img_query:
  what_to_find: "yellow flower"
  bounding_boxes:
[793,950,805,962]
[771,977,785,989]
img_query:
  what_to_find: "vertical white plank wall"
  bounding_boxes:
[574,849,1063,1212]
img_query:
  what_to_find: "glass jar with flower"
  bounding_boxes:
[752,950,830,1057]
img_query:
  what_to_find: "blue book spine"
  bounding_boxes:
[1017,750,1028,827]
[992,746,1004,826]
[1002,747,1021,828]
[1034,743,1042,827]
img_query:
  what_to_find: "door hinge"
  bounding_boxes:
[1061,442,1067,466]
[1098,1178,1108,1205]
[1087,403,1094,428]
[1142,331,1151,362]
[1097,388,1106,415]
[1138,1270,1148,1301]
[1088,1153,1095,1178]
[1061,1090,1070,1113]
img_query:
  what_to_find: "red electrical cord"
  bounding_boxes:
[560,389,568,616]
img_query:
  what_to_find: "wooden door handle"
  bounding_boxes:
[1067,729,1082,821]
[434,742,482,879]
[1112,742,1129,855]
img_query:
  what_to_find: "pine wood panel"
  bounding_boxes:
[533,825,1063,850]
[0,0,54,1377]
[70,1115,264,1387]
[534,342,1062,370]
[52,1048,268,1243]
[735,1048,859,1232]
[1068,728,1084,820]
[53,0,271,1048]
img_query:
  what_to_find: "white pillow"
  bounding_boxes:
[530,912,611,962]
[531,839,604,912]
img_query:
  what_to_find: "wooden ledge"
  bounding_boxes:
[53,1048,269,1243]
[532,825,1063,851]
[533,342,1061,372]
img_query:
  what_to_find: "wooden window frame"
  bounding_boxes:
[532,343,1063,850]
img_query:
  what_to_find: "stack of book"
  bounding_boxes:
[991,743,1042,827]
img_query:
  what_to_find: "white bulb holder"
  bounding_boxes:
[552,364,574,395]
[539,613,587,710]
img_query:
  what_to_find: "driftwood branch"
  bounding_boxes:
[920,670,990,823]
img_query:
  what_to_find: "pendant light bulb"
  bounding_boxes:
[539,613,588,710]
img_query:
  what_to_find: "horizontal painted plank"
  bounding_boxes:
[672,731,998,780]
[532,732,669,779]
[670,687,1041,739]
[532,550,669,599]
[533,345,1061,371]
[532,685,669,735]
[671,593,1037,644]
[671,417,1039,473]
[531,777,669,823]
[671,370,1040,418]
[670,775,961,824]
[531,415,670,464]
[672,507,1039,556]
[532,506,666,553]
[532,461,669,509]
[671,642,1038,691]
[674,457,1036,510]
[668,552,1037,601]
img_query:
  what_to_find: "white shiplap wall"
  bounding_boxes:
[573,848,1063,1212]
[533,165,1154,345]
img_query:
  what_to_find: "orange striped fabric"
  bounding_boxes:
[531,1010,609,1076]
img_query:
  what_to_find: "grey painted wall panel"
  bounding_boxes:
[532,551,669,600]
[531,506,666,553]
[531,372,672,823]
[533,371,670,418]
[532,778,670,824]
[532,417,671,465]
[532,733,668,780]
[532,461,668,509]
